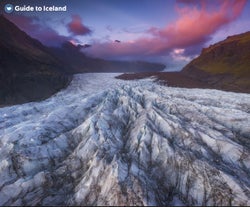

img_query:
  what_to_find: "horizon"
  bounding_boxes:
[1,0,250,71]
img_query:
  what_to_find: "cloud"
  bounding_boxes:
[85,0,246,61]
[176,0,202,5]
[7,15,69,46]
[106,25,113,32]
[122,24,150,34]
[149,0,246,52]
[67,15,92,36]
[34,27,69,46]
[170,49,192,62]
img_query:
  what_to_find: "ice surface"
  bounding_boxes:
[0,73,249,206]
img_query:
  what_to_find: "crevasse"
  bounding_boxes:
[0,73,249,206]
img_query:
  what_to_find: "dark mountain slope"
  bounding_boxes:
[0,15,71,106]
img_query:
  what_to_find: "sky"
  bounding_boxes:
[1,0,250,71]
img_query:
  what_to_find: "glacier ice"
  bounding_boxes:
[0,73,250,206]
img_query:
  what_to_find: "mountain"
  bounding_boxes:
[0,73,249,206]
[50,41,166,73]
[182,31,250,93]
[0,15,165,107]
[117,31,250,93]
[0,15,71,106]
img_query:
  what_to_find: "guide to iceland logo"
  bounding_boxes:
[4,4,14,13]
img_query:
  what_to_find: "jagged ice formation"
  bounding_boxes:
[0,73,249,206]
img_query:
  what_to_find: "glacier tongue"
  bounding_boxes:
[0,73,250,206]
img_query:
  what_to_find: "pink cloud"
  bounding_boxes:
[85,0,246,59]
[150,0,246,51]
[67,15,92,36]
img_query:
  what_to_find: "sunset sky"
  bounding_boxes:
[2,0,250,70]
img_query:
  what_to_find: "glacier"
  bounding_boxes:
[0,73,250,206]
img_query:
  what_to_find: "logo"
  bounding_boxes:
[4,4,14,13]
